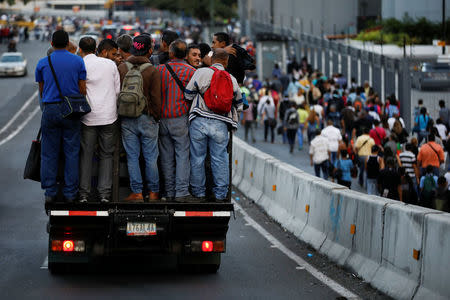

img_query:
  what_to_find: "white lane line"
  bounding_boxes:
[40,256,48,269]
[0,90,38,135]
[0,105,40,147]
[233,200,360,300]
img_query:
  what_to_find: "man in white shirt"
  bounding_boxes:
[321,119,342,164]
[309,129,330,179]
[78,36,121,203]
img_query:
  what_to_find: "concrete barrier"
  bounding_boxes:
[231,136,450,299]
[415,213,450,300]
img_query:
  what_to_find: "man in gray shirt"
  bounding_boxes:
[260,98,276,143]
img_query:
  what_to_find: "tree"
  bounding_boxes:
[143,0,237,22]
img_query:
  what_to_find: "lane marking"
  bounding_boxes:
[40,256,48,269]
[0,90,38,135]
[233,200,360,299]
[0,105,40,147]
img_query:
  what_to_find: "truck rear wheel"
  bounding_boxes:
[48,262,69,275]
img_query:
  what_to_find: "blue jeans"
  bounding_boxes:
[41,103,80,199]
[314,160,329,179]
[297,124,304,149]
[190,117,229,200]
[330,151,338,165]
[121,114,159,194]
[358,155,367,186]
[366,178,378,195]
[159,116,190,198]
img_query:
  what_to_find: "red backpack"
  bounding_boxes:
[203,67,234,114]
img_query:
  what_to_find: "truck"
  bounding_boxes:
[44,133,235,274]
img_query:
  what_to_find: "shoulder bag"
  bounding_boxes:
[48,55,91,119]
[23,128,41,182]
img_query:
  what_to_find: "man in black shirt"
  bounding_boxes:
[150,30,179,66]
[377,157,401,201]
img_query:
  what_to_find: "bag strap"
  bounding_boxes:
[36,128,41,141]
[165,63,185,93]
[47,55,64,101]
[358,137,370,154]
[427,143,441,162]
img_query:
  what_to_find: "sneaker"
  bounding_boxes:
[78,196,88,203]
[124,193,144,203]
[175,195,194,203]
[148,192,160,202]
[100,197,110,203]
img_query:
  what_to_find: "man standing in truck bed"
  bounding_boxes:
[117,34,162,202]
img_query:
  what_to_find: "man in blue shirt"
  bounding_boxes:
[35,30,87,203]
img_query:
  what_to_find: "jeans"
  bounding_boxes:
[244,120,255,142]
[358,155,367,186]
[264,119,275,143]
[41,103,80,199]
[330,151,338,165]
[159,115,190,198]
[314,160,329,179]
[417,131,429,145]
[420,166,440,177]
[366,178,378,195]
[121,114,159,194]
[286,129,297,152]
[297,124,304,149]
[190,117,229,200]
[79,121,118,199]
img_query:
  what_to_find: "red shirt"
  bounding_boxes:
[157,59,196,118]
[369,127,386,145]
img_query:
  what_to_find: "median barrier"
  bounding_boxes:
[231,138,245,186]
[414,213,450,300]
[371,203,440,300]
[231,136,450,299]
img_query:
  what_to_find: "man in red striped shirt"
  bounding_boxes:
[156,40,196,201]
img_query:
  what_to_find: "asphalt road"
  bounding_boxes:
[0,40,389,299]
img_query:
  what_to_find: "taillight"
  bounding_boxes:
[202,241,213,252]
[51,240,85,252]
[212,241,225,252]
[106,34,112,39]
[63,240,74,252]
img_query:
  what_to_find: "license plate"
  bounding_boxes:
[126,222,156,236]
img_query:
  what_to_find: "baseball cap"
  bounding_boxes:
[131,34,152,56]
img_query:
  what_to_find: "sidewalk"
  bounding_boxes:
[235,123,366,194]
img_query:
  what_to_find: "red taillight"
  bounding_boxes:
[106,34,112,39]
[202,241,213,252]
[63,240,74,252]
[51,240,62,252]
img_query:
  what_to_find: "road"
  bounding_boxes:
[0,40,389,299]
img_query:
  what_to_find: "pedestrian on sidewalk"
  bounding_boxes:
[417,134,444,177]
[354,127,375,187]
[377,157,401,201]
[261,98,276,143]
[321,119,342,164]
[365,145,383,195]
[297,103,308,150]
[310,129,330,179]
[243,99,256,143]
[414,107,430,145]
[334,150,354,188]
[283,101,299,153]
[419,165,438,208]
[306,109,320,144]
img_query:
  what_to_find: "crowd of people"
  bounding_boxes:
[36,29,253,204]
[240,59,449,212]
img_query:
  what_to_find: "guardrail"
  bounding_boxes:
[232,136,449,300]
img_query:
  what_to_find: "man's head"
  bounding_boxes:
[130,34,153,58]
[405,143,413,152]
[429,134,435,142]
[418,99,423,106]
[439,99,445,108]
[211,48,229,68]
[117,34,133,61]
[78,36,96,57]
[363,127,370,135]
[169,39,187,60]
[97,39,119,63]
[326,119,333,126]
[198,43,211,59]
[371,145,379,154]
[66,41,77,54]
[186,44,201,68]
[160,30,179,52]
[386,157,395,168]
[426,165,434,174]
[51,30,69,49]
[212,32,230,49]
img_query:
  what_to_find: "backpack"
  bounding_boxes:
[117,62,151,118]
[421,175,437,203]
[287,110,299,125]
[204,67,234,114]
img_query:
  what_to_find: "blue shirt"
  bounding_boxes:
[335,159,354,182]
[35,50,86,103]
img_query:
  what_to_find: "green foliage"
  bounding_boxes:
[356,15,450,45]
[143,0,237,21]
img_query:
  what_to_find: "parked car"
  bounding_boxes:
[0,52,27,77]
[413,63,450,90]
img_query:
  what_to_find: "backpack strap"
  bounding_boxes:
[139,63,152,72]
[165,63,185,93]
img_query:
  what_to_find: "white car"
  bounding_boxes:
[0,52,27,77]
